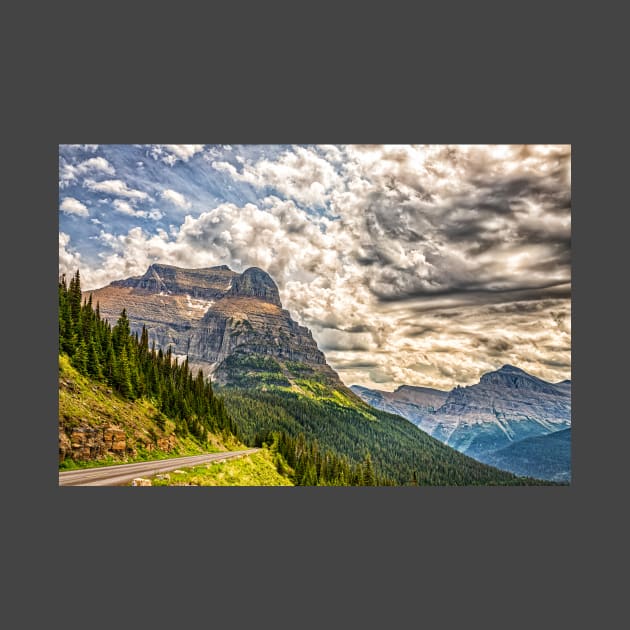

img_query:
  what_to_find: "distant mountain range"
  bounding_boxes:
[351,365,571,482]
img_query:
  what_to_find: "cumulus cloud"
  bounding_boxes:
[60,156,116,188]
[162,188,191,209]
[84,178,150,201]
[149,144,205,165]
[60,197,89,217]
[112,199,163,220]
[212,145,343,207]
[59,232,83,277]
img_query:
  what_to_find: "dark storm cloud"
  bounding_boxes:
[371,280,571,306]
[342,324,373,334]
[402,325,441,338]
[486,299,563,314]
[543,359,572,369]
[318,340,372,352]
[329,359,380,370]
[348,146,570,309]
[486,339,513,354]
[459,175,571,220]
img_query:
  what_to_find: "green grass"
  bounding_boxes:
[290,378,377,419]
[147,449,294,486]
[59,354,243,469]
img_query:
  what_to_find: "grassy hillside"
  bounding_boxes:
[59,354,239,467]
[148,449,294,486]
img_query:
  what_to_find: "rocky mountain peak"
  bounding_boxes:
[498,364,527,374]
[479,364,560,394]
[226,267,282,307]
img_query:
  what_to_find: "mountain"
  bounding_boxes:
[430,365,570,458]
[86,263,347,392]
[352,365,571,467]
[478,428,571,482]
[553,379,572,395]
[350,384,449,435]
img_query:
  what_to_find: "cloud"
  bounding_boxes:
[212,145,343,207]
[84,178,150,201]
[112,199,163,220]
[60,156,116,188]
[331,144,571,304]
[162,188,191,209]
[315,328,374,352]
[65,144,99,152]
[59,232,83,277]
[60,197,89,217]
[149,144,205,166]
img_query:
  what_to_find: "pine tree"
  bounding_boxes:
[116,345,134,398]
[72,339,88,374]
[69,270,82,323]
[112,308,131,356]
[87,338,102,378]
[359,452,374,486]
[300,462,318,486]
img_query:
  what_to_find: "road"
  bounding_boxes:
[58,449,260,486]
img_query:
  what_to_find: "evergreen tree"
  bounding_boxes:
[362,453,376,486]
[115,345,134,398]
[87,338,102,378]
[72,339,88,374]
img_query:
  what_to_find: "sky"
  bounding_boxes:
[59,144,571,391]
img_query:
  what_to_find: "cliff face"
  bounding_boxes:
[85,263,344,388]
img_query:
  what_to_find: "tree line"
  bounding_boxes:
[59,270,237,442]
[256,429,394,486]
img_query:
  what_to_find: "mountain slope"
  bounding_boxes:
[219,387,552,485]
[350,384,449,435]
[477,428,571,482]
[58,354,236,465]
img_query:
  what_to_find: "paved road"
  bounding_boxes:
[58,449,260,486]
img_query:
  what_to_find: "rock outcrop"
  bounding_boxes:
[58,423,179,463]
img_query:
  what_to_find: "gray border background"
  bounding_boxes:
[6,3,623,628]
